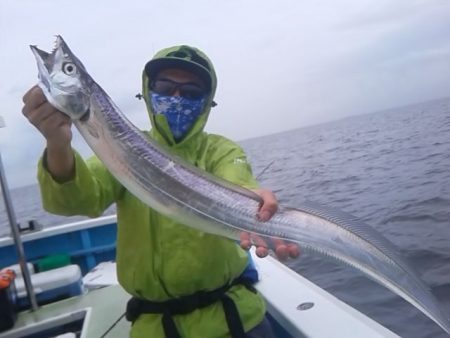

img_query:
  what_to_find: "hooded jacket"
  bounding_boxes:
[37,45,266,337]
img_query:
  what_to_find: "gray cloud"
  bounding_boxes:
[1,0,449,188]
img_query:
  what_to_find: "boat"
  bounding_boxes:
[0,115,399,337]
[0,215,400,338]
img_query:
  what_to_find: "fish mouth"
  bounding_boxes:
[30,41,57,93]
[30,36,59,71]
[30,45,51,70]
[30,35,70,75]
[30,36,91,119]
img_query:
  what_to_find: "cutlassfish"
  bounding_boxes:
[30,36,450,334]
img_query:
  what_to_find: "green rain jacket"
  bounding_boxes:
[37,45,266,337]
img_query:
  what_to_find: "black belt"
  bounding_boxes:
[126,277,256,338]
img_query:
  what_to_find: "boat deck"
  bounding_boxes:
[0,285,130,338]
[0,216,400,338]
[1,252,400,338]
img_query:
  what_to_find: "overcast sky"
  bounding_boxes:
[1,0,449,188]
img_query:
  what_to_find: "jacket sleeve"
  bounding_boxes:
[37,149,123,217]
[207,136,259,190]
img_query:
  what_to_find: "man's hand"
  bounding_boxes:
[239,188,300,261]
[22,85,75,182]
[22,85,73,145]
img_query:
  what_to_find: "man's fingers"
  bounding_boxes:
[240,232,268,251]
[253,189,278,222]
[22,85,38,103]
[252,233,269,257]
[264,238,300,261]
[239,231,301,260]
[252,234,268,248]
[271,238,289,261]
[22,85,45,107]
[239,232,270,257]
[288,243,301,258]
[255,246,269,258]
[239,232,252,250]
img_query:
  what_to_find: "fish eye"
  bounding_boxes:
[62,62,76,75]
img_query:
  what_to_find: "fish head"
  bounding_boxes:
[30,35,90,120]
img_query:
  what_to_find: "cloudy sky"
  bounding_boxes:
[1,0,449,188]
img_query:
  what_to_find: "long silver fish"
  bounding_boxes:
[31,36,450,334]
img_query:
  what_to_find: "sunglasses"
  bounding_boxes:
[150,79,207,100]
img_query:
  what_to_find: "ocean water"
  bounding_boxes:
[1,97,450,337]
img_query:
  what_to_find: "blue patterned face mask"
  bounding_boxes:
[150,93,206,142]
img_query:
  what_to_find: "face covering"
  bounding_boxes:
[150,93,205,142]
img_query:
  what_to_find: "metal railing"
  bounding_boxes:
[0,115,38,311]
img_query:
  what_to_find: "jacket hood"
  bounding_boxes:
[141,45,217,147]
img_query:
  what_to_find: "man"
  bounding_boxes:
[22,45,298,337]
